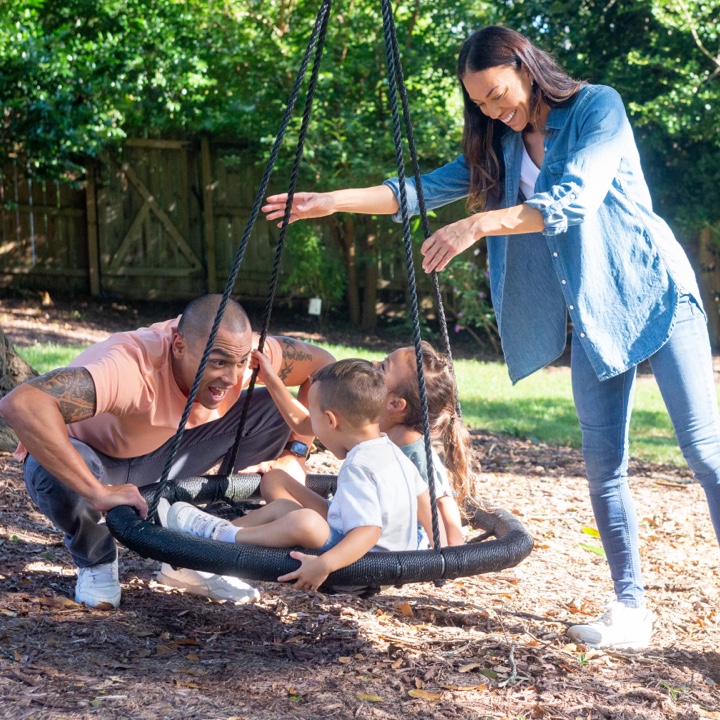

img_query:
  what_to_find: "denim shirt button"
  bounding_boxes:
[580,332,586,338]
[569,305,575,310]
[561,280,567,284]
[553,252,558,257]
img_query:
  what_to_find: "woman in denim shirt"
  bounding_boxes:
[264,26,720,649]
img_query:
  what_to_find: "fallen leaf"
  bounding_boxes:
[396,602,413,617]
[156,645,172,656]
[169,639,201,647]
[355,693,383,703]
[579,543,606,556]
[185,653,200,663]
[338,657,352,664]
[391,658,403,669]
[692,705,720,719]
[408,689,442,701]
[581,526,601,538]
[458,662,484,673]
[441,683,488,692]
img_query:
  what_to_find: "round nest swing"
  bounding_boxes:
[106,0,533,593]
[107,474,533,593]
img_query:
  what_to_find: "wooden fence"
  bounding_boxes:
[1,139,296,301]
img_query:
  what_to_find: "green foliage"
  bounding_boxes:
[490,0,720,233]
[279,224,346,312]
[443,248,498,348]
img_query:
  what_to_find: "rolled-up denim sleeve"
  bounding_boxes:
[525,86,627,236]
[383,155,471,223]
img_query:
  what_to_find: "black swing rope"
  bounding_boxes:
[379,0,443,560]
[219,0,332,477]
[143,0,333,522]
[106,0,533,589]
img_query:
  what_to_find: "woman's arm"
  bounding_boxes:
[263,186,399,225]
[420,203,545,272]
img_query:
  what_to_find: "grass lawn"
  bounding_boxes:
[19,341,719,467]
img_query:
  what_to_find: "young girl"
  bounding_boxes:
[376,341,473,546]
[255,341,474,547]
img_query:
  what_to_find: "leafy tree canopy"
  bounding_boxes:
[1,0,718,232]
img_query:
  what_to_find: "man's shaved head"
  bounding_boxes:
[177,295,250,344]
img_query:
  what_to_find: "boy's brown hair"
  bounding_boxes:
[311,359,385,427]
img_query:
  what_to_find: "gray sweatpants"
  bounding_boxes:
[24,388,291,568]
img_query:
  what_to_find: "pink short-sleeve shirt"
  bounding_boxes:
[16,317,282,460]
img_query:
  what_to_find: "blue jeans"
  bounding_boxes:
[24,389,291,568]
[571,295,720,607]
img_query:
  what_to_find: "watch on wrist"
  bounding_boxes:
[285,440,310,459]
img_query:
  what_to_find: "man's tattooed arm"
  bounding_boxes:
[277,337,314,382]
[26,368,97,424]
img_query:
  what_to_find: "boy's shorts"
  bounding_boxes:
[317,526,345,553]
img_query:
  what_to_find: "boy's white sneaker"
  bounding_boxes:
[75,558,121,610]
[160,499,234,540]
[567,601,653,649]
[156,564,260,604]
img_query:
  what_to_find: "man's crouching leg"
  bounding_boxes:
[24,440,121,610]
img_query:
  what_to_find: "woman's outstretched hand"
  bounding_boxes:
[421,216,479,272]
[263,192,336,226]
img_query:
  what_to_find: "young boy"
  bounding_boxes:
[158,359,432,591]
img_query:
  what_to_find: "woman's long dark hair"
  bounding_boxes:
[457,26,586,211]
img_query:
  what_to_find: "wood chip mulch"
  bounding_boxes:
[0,295,719,719]
[1,433,719,720]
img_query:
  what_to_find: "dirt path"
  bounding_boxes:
[0,296,719,719]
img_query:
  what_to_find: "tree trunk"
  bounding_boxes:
[0,328,37,451]
[360,224,378,331]
[332,215,361,326]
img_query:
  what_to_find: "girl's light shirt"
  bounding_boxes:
[384,84,703,383]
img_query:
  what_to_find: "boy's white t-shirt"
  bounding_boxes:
[326,435,427,552]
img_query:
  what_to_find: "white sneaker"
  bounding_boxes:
[75,558,121,610]
[567,601,653,649]
[164,500,235,540]
[156,564,260,604]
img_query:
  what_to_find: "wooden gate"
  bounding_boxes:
[94,139,277,300]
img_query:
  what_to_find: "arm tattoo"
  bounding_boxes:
[27,368,97,424]
[277,337,313,382]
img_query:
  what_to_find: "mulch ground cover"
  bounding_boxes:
[0,295,719,720]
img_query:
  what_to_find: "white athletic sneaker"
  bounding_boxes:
[156,564,260,604]
[567,601,653,649]
[164,500,235,540]
[75,558,121,610]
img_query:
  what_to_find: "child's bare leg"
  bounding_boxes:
[231,498,302,529]
[260,469,329,518]
[233,508,331,549]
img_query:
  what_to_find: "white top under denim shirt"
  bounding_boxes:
[383,85,703,383]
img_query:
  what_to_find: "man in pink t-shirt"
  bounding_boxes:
[0,295,334,609]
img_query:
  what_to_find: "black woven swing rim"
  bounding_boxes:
[105,475,533,586]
